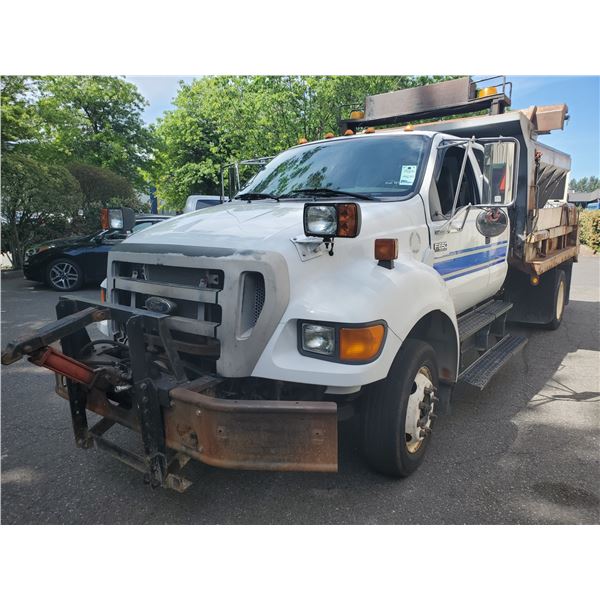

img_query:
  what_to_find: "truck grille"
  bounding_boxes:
[107,244,289,378]
[113,261,223,324]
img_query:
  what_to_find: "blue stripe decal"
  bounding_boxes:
[433,246,507,276]
[443,257,506,281]
[437,240,508,259]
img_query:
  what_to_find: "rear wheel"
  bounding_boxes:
[362,339,439,477]
[545,269,567,330]
[46,258,83,292]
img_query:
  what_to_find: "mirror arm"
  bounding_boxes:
[448,138,474,221]
[435,204,472,235]
[220,167,226,203]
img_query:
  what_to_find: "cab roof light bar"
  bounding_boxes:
[339,76,512,134]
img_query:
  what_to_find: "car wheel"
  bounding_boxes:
[362,339,439,477]
[46,258,84,292]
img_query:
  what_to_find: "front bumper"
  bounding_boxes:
[57,375,338,474]
[2,295,338,490]
[23,262,46,282]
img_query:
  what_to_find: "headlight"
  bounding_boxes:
[299,320,386,363]
[301,323,335,356]
[303,203,361,238]
[304,205,337,237]
[25,244,53,259]
[100,207,135,231]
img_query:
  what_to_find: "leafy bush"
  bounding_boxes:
[579,210,600,252]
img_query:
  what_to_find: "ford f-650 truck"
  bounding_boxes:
[2,77,579,491]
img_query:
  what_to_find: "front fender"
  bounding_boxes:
[252,252,459,388]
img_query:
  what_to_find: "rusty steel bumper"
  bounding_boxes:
[57,377,338,476]
[166,388,338,473]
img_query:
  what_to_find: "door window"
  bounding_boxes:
[432,147,480,219]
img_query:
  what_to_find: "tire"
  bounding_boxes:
[544,269,567,330]
[46,258,83,292]
[362,339,439,477]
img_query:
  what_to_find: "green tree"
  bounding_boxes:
[1,153,82,268]
[67,163,145,232]
[570,176,600,193]
[0,76,44,151]
[37,76,154,188]
[152,76,455,209]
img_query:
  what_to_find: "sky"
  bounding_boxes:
[126,76,599,180]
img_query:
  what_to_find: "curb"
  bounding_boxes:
[1,269,24,280]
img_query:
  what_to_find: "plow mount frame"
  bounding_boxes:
[3,296,338,491]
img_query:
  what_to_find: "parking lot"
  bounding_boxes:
[1,257,599,525]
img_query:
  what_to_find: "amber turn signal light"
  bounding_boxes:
[100,208,110,230]
[364,127,376,134]
[344,129,355,136]
[324,132,335,139]
[375,239,398,261]
[298,137,308,144]
[100,288,106,303]
[337,203,360,238]
[340,324,385,362]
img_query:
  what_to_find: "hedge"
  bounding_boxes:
[579,210,600,253]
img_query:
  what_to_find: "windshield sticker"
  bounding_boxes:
[399,165,417,185]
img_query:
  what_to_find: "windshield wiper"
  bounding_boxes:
[289,188,375,201]
[235,192,280,203]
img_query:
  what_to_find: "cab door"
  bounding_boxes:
[428,143,508,314]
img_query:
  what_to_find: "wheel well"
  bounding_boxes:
[404,310,458,383]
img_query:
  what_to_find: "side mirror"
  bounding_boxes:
[481,140,518,207]
[476,208,508,238]
[220,163,241,201]
[101,207,136,232]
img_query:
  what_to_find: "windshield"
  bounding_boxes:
[239,135,429,200]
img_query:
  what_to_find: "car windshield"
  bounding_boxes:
[239,135,429,200]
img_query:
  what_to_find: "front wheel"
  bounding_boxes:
[362,339,439,477]
[46,258,83,292]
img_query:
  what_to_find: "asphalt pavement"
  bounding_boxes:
[1,258,599,524]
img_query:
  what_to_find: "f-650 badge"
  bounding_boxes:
[433,241,448,252]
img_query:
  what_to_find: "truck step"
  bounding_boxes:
[457,300,513,342]
[459,334,527,389]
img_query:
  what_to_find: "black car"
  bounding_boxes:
[23,214,171,291]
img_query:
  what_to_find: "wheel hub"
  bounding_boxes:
[50,263,78,290]
[556,279,565,321]
[405,367,437,453]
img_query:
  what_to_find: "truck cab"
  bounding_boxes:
[2,77,579,490]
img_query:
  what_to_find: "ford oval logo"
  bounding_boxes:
[144,296,177,315]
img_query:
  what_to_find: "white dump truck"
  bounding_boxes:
[2,77,579,490]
